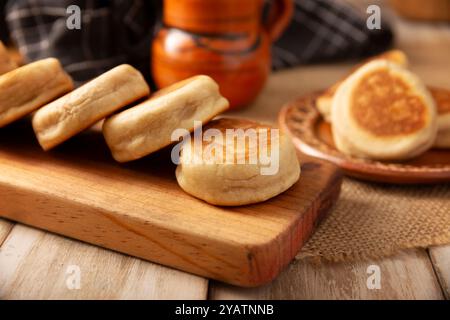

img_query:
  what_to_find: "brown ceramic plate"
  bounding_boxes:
[278,92,450,184]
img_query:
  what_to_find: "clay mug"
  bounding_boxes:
[152,0,294,109]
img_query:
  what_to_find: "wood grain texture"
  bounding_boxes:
[0,219,14,246]
[0,224,207,300]
[0,121,341,287]
[429,245,450,299]
[209,249,444,300]
[217,10,450,298]
[2,1,449,299]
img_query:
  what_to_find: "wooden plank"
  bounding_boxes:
[218,5,450,298]
[209,249,444,300]
[3,0,448,299]
[0,218,14,245]
[0,224,208,300]
[0,122,342,287]
[429,245,450,299]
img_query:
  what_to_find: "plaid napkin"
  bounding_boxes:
[273,0,393,69]
[4,0,158,82]
[3,0,393,83]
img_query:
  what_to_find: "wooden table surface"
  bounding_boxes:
[0,3,449,300]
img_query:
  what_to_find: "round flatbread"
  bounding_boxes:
[331,60,437,160]
[32,64,150,150]
[317,50,409,122]
[0,58,73,128]
[175,118,300,206]
[103,75,229,162]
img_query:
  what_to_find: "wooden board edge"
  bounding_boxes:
[0,160,342,287]
[243,165,342,287]
[0,219,15,247]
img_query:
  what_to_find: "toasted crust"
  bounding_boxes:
[103,75,229,162]
[175,118,300,206]
[32,64,150,150]
[317,50,409,122]
[0,58,73,128]
[331,60,437,160]
[351,69,428,136]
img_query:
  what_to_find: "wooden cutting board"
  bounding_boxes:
[0,120,342,287]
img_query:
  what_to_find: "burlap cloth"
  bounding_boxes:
[296,178,450,262]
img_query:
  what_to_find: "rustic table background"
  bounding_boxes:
[0,1,449,299]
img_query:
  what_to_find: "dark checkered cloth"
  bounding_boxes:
[2,0,393,83]
[273,0,393,68]
[4,0,158,83]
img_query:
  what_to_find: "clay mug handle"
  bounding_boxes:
[264,0,294,41]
